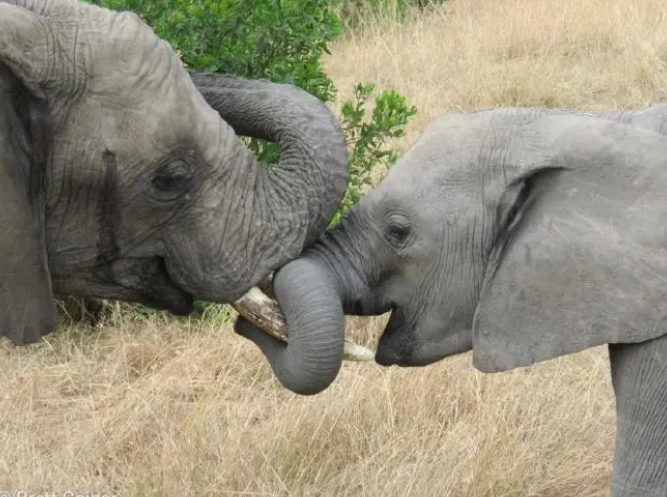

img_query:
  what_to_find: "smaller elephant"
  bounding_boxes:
[236,108,667,496]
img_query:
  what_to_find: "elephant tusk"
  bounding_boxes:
[231,286,375,362]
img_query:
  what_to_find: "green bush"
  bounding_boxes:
[83,0,417,317]
[334,82,416,223]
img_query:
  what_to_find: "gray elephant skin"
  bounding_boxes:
[0,0,351,394]
[236,105,667,496]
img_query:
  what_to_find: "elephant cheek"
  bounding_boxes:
[412,330,473,366]
[375,308,474,367]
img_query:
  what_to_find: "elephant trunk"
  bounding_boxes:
[234,219,373,395]
[234,256,346,395]
[183,73,352,394]
[191,72,349,251]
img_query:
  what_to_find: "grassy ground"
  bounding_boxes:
[3,0,667,495]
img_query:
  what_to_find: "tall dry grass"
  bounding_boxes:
[3,0,667,495]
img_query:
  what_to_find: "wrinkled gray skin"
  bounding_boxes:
[236,106,667,495]
[0,0,349,395]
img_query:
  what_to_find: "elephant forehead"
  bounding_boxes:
[390,120,509,186]
[78,11,196,112]
[66,12,224,157]
[368,171,482,239]
[383,157,484,208]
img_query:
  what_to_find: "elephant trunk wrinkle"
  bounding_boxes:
[310,210,380,309]
[234,256,346,395]
[190,71,348,255]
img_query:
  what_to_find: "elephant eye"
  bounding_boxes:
[152,159,192,199]
[385,217,411,247]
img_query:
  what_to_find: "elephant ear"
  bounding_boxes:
[0,3,57,344]
[471,118,667,373]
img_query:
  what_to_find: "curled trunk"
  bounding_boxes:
[190,73,351,394]
[191,72,349,249]
[234,257,346,395]
[233,223,373,395]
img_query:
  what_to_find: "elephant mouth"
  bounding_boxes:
[130,257,195,316]
[375,307,453,368]
[375,307,415,366]
[375,307,474,368]
[86,257,195,316]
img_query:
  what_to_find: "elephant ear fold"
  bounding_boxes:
[471,137,667,373]
[0,68,57,345]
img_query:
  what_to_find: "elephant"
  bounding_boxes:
[0,0,351,395]
[235,107,667,495]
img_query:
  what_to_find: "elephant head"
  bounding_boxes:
[0,0,349,393]
[235,107,667,388]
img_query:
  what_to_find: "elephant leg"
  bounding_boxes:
[609,333,667,497]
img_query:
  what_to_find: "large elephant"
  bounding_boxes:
[236,107,667,495]
[0,0,350,394]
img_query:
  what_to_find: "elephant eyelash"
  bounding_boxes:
[387,223,410,241]
[152,173,191,193]
[384,215,412,248]
[151,159,193,200]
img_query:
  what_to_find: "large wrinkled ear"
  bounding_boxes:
[0,2,53,97]
[0,7,57,344]
[471,122,667,373]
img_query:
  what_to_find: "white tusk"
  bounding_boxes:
[231,286,374,362]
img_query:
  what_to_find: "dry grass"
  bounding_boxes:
[328,0,667,148]
[4,0,667,495]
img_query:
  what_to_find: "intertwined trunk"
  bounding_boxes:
[191,73,351,394]
[233,216,376,394]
